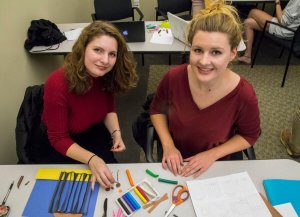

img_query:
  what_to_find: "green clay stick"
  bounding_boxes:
[158,178,178,185]
[146,169,159,178]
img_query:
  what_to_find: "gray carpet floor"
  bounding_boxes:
[147,63,300,162]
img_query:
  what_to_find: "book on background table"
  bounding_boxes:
[263,179,300,216]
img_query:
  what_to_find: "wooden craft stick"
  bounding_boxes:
[147,193,168,213]
[260,193,282,217]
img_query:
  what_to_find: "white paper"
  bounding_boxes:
[64,28,83,41]
[150,29,173,45]
[186,172,272,217]
[237,39,246,51]
[274,203,298,217]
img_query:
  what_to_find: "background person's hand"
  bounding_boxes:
[181,150,217,177]
[162,145,183,176]
[88,155,115,190]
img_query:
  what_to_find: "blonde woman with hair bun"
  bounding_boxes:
[150,0,260,178]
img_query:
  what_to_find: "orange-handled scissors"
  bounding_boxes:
[164,185,190,217]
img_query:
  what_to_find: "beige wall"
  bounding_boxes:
[0,0,156,164]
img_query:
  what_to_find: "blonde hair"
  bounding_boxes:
[188,0,242,49]
[64,21,137,95]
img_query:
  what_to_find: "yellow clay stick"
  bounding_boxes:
[134,187,147,204]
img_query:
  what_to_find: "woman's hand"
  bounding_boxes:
[88,155,115,190]
[181,150,217,178]
[162,145,184,176]
[110,131,126,152]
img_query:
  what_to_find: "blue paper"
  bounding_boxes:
[263,179,300,216]
[22,180,99,217]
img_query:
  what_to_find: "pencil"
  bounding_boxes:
[2,181,14,205]
[125,169,134,187]
[17,175,24,188]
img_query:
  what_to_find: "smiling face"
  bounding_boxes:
[84,35,118,78]
[189,30,237,84]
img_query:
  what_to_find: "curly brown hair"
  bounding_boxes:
[64,21,138,95]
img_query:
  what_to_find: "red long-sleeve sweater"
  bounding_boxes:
[42,68,115,155]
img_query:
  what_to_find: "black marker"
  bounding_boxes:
[2,181,14,205]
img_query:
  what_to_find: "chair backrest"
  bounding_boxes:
[157,0,192,15]
[94,0,134,21]
[15,85,58,164]
[293,25,300,56]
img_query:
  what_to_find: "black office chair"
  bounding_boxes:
[15,85,77,164]
[91,0,144,21]
[91,0,145,65]
[155,0,192,21]
[15,85,53,164]
[251,20,300,87]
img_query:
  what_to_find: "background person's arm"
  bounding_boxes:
[191,0,205,17]
[275,0,283,24]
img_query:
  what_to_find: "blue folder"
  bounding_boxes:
[22,179,99,217]
[263,179,300,216]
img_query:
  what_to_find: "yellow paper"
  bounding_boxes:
[160,21,170,28]
[36,168,91,181]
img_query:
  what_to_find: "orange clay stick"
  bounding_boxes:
[125,169,134,187]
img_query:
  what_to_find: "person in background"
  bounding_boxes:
[191,0,205,16]
[238,0,300,64]
[150,0,260,178]
[42,21,138,188]
[281,105,300,157]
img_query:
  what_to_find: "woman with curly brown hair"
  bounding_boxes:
[42,21,138,188]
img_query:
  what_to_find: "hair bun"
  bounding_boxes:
[206,0,225,11]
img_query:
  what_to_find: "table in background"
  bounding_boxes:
[1,159,300,216]
[29,22,188,55]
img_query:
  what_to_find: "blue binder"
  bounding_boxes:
[263,179,300,216]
